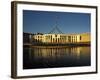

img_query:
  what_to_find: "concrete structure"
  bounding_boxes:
[23,26,90,45]
[33,33,90,44]
[23,32,34,44]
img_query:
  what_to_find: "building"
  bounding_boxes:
[33,33,90,44]
[23,26,90,45]
[23,32,34,44]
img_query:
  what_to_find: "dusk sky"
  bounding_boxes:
[23,10,90,34]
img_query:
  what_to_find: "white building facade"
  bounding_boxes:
[33,33,90,44]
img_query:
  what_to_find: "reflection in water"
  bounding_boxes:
[23,46,90,69]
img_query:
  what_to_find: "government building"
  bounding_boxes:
[23,27,90,45]
[33,33,90,44]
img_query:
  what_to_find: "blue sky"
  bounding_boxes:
[23,10,90,34]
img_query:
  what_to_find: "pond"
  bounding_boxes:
[23,46,90,69]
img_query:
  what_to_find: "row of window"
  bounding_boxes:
[34,35,82,43]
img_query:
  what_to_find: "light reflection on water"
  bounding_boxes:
[23,46,90,69]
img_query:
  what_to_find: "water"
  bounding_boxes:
[23,46,91,69]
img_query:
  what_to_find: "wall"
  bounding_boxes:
[0,0,99,80]
[80,33,90,42]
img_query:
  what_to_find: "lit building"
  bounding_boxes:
[23,26,90,45]
[33,33,90,44]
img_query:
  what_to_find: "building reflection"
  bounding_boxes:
[27,46,90,60]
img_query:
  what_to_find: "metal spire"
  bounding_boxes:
[49,16,63,34]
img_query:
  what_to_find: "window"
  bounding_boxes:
[55,34,57,37]
[80,36,82,40]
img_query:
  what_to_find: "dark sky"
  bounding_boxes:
[23,10,90,34]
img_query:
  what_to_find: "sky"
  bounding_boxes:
[23,10,90,34]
